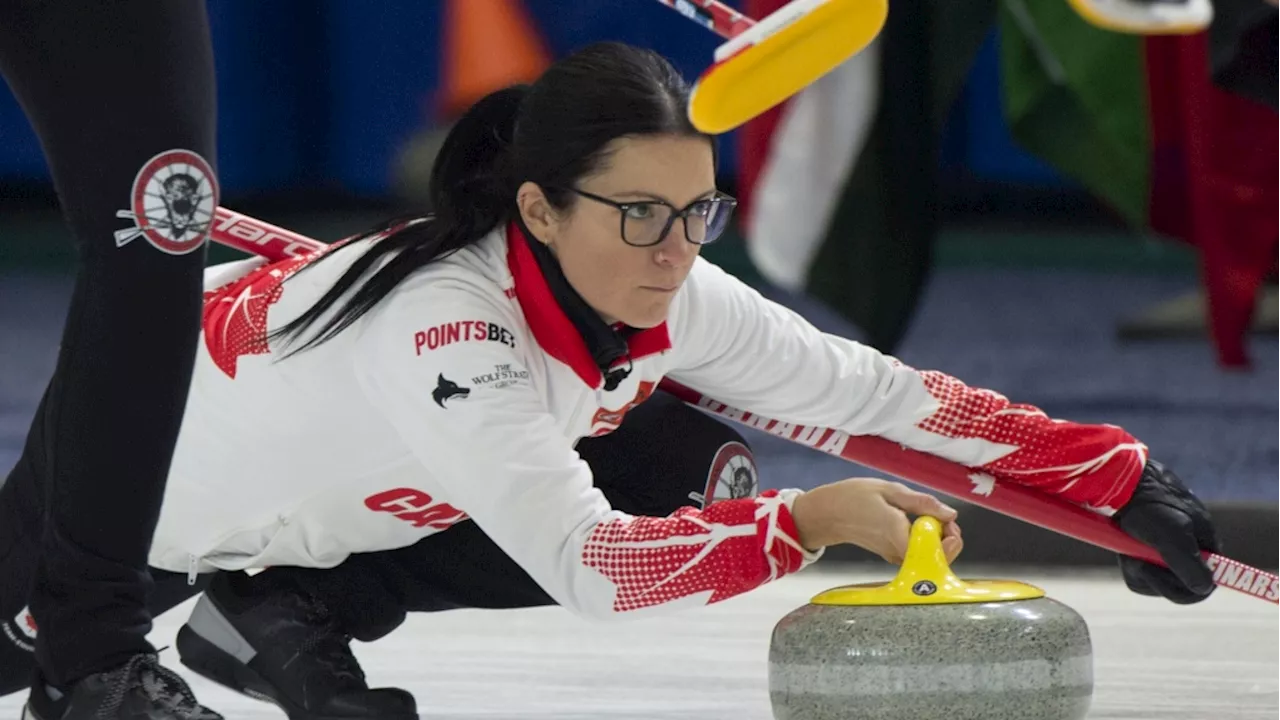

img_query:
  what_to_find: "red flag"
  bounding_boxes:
[1146,33,1278,366]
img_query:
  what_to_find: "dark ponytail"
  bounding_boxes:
[272,85,527,353]
[275,42,709,354]
[425,84,527,243]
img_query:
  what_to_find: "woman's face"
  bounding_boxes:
[518,134,717,329]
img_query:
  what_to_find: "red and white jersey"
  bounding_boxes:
[149,222,1147,619]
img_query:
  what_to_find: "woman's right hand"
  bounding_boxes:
[789,477,963,564]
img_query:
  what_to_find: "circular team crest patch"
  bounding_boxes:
[16,607,36,638]
[2,606,37,652]
[114,149,219,255]
[692,441,758,508]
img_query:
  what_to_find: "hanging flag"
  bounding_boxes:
[737,0,993,352]
[1001,0,1277,365]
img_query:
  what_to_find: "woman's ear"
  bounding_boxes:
[516,181,557,245]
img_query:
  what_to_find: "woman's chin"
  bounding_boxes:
[619,301,672,329]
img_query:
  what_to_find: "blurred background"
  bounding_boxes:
[1,0,1275,564]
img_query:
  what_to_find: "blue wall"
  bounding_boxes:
[0,1,1063,197]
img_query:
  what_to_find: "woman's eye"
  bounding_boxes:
[625,204,655,220]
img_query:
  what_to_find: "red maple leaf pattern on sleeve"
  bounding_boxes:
[201,254,315,379]
[582,490,809,613]
[202,233,366,379]
[914,369,1146,513]
[202,228,410,378]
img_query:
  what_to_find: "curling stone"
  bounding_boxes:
[769,517,1092,720]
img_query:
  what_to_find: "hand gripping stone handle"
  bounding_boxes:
[204,206,1278,606]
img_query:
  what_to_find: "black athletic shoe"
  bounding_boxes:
[21,653,222,720]
[175,574,416,720]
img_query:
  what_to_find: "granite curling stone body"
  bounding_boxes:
[768,517,1093,720]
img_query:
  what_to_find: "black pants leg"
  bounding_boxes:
[240,392,760,640]
[0,392,50,697]
[0,412,210,696]
[0,0,217,688]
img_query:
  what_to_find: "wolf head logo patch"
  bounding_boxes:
[432,374,471,408]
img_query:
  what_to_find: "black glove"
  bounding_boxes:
[1112,459,1221,604]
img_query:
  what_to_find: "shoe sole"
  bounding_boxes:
[177,612,415,720]
[177,624,329,720]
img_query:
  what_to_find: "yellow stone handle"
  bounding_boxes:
[810,515,1047,606]
[888,515,961,598]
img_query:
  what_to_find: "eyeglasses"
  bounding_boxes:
[563,187,737,248]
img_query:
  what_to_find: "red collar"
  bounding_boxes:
[505,222,671,388]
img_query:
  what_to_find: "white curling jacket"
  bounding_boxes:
[149,222,1147,618]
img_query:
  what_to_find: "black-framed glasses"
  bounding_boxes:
[564,187,737,247]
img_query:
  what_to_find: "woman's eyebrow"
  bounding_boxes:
[610,188,719,205]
